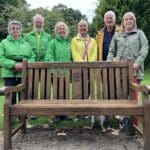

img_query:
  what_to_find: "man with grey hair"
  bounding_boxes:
[93,11,121,129]
[96,10,120,61]
[24,14,52,61]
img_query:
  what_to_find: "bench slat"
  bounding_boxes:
[53,70,58,99]
[46,69,51,99]
[90,68,95,99]
[95,68,102,99]
[122,68,128,98]
[27,69,33,99]
[34,69,39,99]
[109,68,115,99]
[102,68,108,99]
[83,68,89,99]
[65,69,70,99]
[40,69,46,99]
[72,69,82,99]
[115,68,121,99]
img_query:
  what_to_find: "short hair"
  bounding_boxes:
[122,12,137,30]
[54,22,69,38]
[7,20,22,33]
[104,10,116,22]
[33,14,44,23]
[78,20,88,32]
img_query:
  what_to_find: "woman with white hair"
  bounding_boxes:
[45,21,71,122]
[107,12,149,83]
[0,20,35,105]
[45,21,71,62]
[71,20,97,62]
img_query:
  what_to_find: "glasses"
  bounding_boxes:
[11,27,20,30]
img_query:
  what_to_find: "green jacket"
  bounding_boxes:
[0,35,35,77]
[107,29,149,80]
[24,30,52,61]
[45,36,72,62]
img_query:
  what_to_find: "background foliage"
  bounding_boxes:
[0,0,149,68]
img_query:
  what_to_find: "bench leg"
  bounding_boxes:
[4,106,12,150]
[143,99,150,150]
[20,115,26,133]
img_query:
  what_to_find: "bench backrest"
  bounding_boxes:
[21,60,134,100]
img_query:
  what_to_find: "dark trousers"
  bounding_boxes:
[4,77,21,105]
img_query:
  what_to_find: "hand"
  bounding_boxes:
[113,57,120,61]
[14,63,22,72]
[133,64,139,70]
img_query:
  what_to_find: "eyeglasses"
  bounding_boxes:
[11,27,20,30]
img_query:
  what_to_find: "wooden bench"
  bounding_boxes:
[0,59,150,150]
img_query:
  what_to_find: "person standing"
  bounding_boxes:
[96,10,120,61]
[45,22,72,122]
[71,20,97,124]
[107,11,149,83]
[24,14,52,61]
[71,20,97,62]
[0,20,35,105]
[45,22,71,62]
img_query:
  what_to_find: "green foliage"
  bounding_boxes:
[92,0,150,68]
[0,2,85,39]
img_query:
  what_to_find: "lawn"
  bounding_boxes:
[0,70,149,130]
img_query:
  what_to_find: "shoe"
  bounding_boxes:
[29,116,37,120]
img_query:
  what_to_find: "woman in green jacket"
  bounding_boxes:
[107,12,149,83]
[45,22,71,62]
[45,21,71,121]
[0,20,35,104]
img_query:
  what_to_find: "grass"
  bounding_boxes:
[0,70,149,131]
[142,69,150,85]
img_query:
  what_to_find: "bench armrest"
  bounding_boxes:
[0,83,25,106]
[0,83,25,95]
[130,82,150,95]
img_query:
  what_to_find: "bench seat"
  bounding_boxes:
[11,100,143,116]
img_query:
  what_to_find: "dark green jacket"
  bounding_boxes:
[0,35,35,77]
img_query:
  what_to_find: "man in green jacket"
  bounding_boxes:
[24,14,52,61]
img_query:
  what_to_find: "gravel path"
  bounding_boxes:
[0,127,144,150]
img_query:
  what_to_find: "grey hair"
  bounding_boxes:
[54,22,69,38]
[7,20,22,33]
[121,12,137,30]
[78,20,88,31]
[104,10,116,22]
[33,14,44,23]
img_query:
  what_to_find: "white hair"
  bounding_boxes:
[7,20,22,33]
[54,22,69,38]
[104,10,116,21]
[33,14,44,23]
